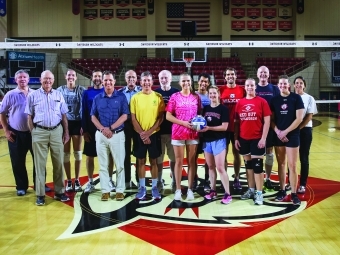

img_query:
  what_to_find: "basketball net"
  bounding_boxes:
[184,58,194,68]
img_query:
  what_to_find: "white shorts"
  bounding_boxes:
[171,139,199,146]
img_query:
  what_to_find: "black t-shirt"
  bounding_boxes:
[202,104,229,142]
[270,93,304,136]
[256,83,280,105]
[154,87,180,134]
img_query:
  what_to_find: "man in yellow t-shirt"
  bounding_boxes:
[130,71,165,201]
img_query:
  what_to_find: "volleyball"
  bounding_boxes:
[191,115,207,131]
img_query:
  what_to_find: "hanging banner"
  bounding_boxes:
[247,8,260,19]
[100,0,113,7]
[223,0,229,15]
[278,21,292,31]
[231,8,245,19]
[231,20,245,31]
[100,9,114,19]
[116,0,129,7]
[0,0,6,17]
[116,8,130,19]
[247,21,261,32]
[246,0,261,6]
[84,0,98,8]
[262,0,276,7]
[297,0,304,14]
[132,0,145,7]
[231,0,246,7]
[147,0,154,15]
[132,8,146,19]
[278,7,292,19]
[84,9,98,19]
[263,20,277,31]
[72,0,80,15]
[263,8,276,19]
[278,0,292,7]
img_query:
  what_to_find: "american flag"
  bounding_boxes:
[166,2,210,33]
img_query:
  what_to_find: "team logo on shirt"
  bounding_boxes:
[241,104,254,112]
[230,93,235,98]
[281,104,288,110]
[207,116,212,122]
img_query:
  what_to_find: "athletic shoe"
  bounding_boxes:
[174,189,182,201]
[84,182,95,193]
[221,193,232,205]
[240,189,254,200]
[17,190,26,196]
[254,192,263,205]
[233,178,242,190]
[285,183,291,191]
[74,180,82,192]
[65,181,73,192]
[203,180,211,193]
[115,193,124,201]
[135,186,146,200]
[275,190,287,201]
[264,179,273,190]
[152,186,161,200]
[157,179,164,192]
[171,182,176,193]
[101,193,110,201]
[291,194,301,205]
[297,186,306,194]
[204,190,217,200]
[109,180,116,192]
[186,189,194,201]
[36,196,45,206]
[54,193,70,202]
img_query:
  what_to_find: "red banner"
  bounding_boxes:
[132,0,145,7]
[100,0,113,7]
[84,0,98,8]
[247,8,260,19]
[231,0,246,6]
[231,20,246,31]
[72,0,80,15]
[100,9,113,20]
[247,20,261,31]
[132,8,146,19]
[262,8,276,19]
[278,21,292,31]
[262,0,276,7]
[84,9,98,20]
[116,8,130,19]
[231,8,245,19]
[246,0,261,6]
[263,20,277,31]
[116,0,129,7]
[278,0,292,6]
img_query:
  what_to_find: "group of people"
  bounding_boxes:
[0,64,317,207]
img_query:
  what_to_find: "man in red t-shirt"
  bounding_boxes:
[220,67,245,190]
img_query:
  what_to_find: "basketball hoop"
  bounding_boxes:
[184,57,194,68]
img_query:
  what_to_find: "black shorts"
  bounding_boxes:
[274,132,300,148]
[226,131,235,145]
[83,130,97,157]
[238,137,266,157]
[265,128,275,148]
[132,131,161,159]
[68,120,82,136]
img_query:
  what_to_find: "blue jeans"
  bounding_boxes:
[299,127,312,186]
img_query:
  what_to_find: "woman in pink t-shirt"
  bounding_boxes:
[166,73,201,201]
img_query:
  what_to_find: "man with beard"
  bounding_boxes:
[82,69,115,193]
[220,67,245,192]
[118,70,142,189]
[256,66,280,191]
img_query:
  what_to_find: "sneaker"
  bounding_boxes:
[174,189,182,201]
[17,190,26,196]
[254,192,263,205]
[297,186,306,194]
[186,189,194,201]
[135,186,147,200]
[275,190,287,201]
[171,182,176,193]
[240,189,254,200]
[84,182,95,193]
[264,179,273,190]
[285,183,291,191]
[54,193,70,202]
[152,186,161,200]
[233,178,242,190]
[291,194,301,205]
[101,192,110,201]
[109,180,116,192]
[36,196,45,206]
[221,193,232,205]
[65,181,73,192]
[204,190,217,200]
[203,180,211,193]
[157,180,164,192]
[115,192,125,201]
[74,180,82,192]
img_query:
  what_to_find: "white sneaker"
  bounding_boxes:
[174,189,182,201]
[65,181,73,192]
[108,180,116,192]
[84,182,95,193]
[186,189,194,201]
[254,192,263,205]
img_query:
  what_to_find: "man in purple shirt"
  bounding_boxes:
[25,70,70,206]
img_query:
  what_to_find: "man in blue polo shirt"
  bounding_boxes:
[91,71,129,201]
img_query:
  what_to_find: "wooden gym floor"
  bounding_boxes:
[0,115,339,255]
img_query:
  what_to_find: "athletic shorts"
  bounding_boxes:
[274,132,300,148]
[171,139,199,146]
[133,131,161,159]
[225,131,235,145]
[238,137,266,157]
[83,130,97,157]
[203,138,226,156]
[68,120,82,136]
[157,134,175,164]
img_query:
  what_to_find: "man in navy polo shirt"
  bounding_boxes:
[91,71,129,201]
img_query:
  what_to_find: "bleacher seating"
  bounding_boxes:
[70,58,123,77]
